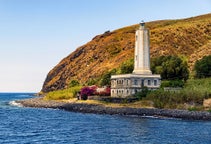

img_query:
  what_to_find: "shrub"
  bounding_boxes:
[194,55,211,78]
[80,86,99,100]
[44,86,82,100]
[161,80,185,88]
[81,94,88,100]
[188,106,203,111]
[145,85,210,109]
[98,87,111,96]
[80,86,95,97]
[135,87,149,100]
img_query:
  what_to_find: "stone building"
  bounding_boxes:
[111,22,161,97]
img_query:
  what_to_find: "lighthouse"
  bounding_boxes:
[110,21,161,97]
[133,21,152,75]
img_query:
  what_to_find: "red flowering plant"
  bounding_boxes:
[90,85,98,95]
[98,87,111,96]
[80,86,97,100]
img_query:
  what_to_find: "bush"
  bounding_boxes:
[80,86,96,97]
[135,87,149,100]
[188,106,204,111]
[44,86,82,100]
[145,84,211,109]
[81,94,88,100]
[161,80,185,88]
[98,87,111,96]
[194,55,211,78]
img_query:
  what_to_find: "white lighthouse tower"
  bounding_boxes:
[133,21,152,75]
[110,21,161,97]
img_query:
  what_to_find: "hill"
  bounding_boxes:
[41,13,211,93]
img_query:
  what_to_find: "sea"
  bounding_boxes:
[0,93,210,144]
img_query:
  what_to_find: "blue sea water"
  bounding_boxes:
[0,93,211,144]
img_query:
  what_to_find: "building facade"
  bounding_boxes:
[111,22,161,97]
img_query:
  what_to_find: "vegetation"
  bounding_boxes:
[106,43,121,56]
[44,86,82,100]
[161,80,185,88]
[145,78,211,109]
[119,58,134,74]
[43,77,211,112]
[194,55,211,78]
[80,86,97,100]
[151,56,189,81]
[100,69,117,86]
[99,55,189,87]
[87,78,99,86]
[69,80,80,87]
[135,86,149,100]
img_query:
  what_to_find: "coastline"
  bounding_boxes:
[16,98,211,121]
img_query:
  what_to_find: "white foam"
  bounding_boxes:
[9,101,23,107]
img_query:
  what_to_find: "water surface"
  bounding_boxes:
[0,93,210,144]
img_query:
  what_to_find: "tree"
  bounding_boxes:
[194,55,211,78]
[120,58,134,74]
[151,56,189,81]
[100,69,117,86]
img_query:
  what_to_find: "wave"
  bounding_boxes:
[9,101,23,107]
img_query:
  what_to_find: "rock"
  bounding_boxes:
[203,98,211,109]
[16,98,211,121]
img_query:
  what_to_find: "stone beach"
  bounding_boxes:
[16,98,211,120]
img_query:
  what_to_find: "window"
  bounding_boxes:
[141,80,144,87]
[154,80,157,86]
[148,80,151,85]
[134,80,138,85]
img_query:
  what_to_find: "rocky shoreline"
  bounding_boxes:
[16,98,211,121]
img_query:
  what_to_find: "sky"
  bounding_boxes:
[0,0,210,92]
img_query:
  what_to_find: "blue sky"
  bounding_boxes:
[0,0,210,92]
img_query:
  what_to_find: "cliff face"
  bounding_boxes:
[41,13,211,93]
